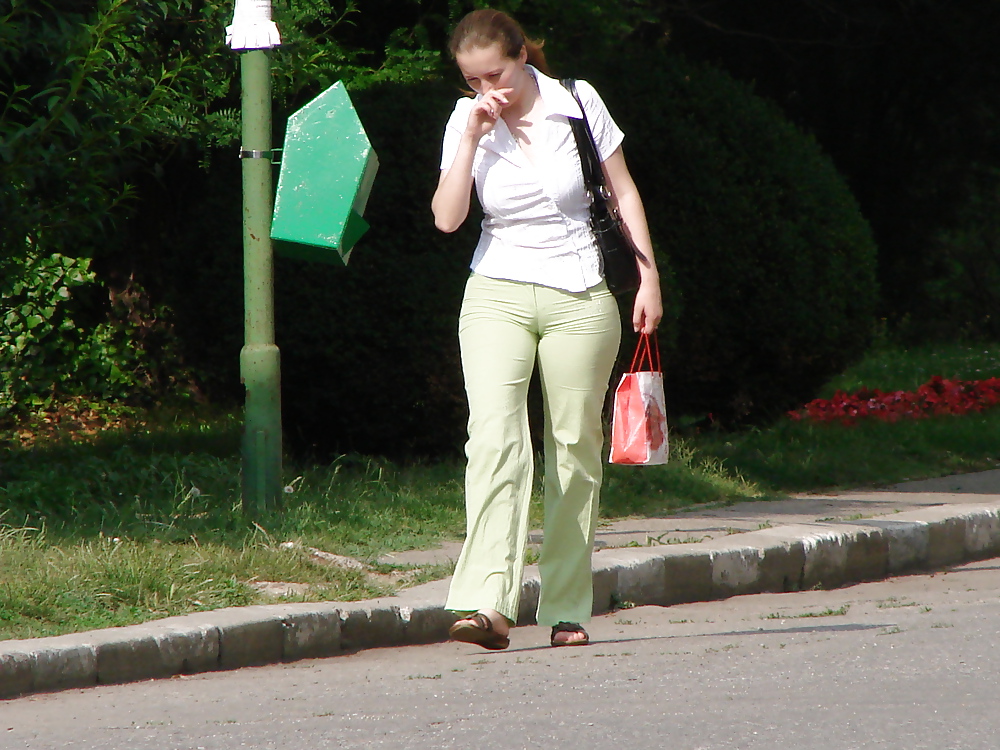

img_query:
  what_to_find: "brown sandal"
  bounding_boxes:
[448,612,511,651]
[550,622,589,647]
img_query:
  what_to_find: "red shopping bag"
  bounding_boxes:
[610,333,669,465]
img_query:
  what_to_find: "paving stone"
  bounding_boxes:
[394,580,456,645]
[659,547,715,605]
[278,604,342,661]
[0,647,35,699]
[595,548,669,610]
[339,603,405,651]
[515,572,541,626]
[27,638,97,694]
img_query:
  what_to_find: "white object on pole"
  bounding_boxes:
[226,0,281,50]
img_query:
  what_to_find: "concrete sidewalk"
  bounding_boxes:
[3,469,1000,700]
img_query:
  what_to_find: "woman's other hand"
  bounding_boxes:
[601,148,662,333]
[632,278,662,334]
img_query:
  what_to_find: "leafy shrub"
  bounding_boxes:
[0,253,184,417]
[583,51,879,423]
[0,0,438,267]
[0,0,461,428]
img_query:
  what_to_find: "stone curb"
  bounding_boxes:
[3,502,999,700]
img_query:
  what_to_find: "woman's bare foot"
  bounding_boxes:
[550,622,589,646]
[455,608,508,637]
[448,609,511,651]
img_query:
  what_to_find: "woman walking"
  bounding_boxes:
[432,8,661,648]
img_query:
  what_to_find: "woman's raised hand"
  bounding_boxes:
[466,88,513,139]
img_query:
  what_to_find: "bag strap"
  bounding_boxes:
[562,78,649,274]
[561,78,613,211]
[628,332,662,373]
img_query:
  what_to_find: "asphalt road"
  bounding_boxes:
[5,559,1000,749]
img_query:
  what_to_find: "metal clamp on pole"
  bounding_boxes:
[239,148,282,164]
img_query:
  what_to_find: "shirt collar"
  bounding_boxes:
[528,65,585,120]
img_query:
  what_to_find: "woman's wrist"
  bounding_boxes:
[461,129,485,146]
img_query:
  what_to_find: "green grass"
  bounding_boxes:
[764,605,850,619]
[0,425,760,641]
[695,411,1000,491]
[0,415,763,640]
[693,341,1000,491]
[0,340,997,640]
[601,437,764,517]
[0,417,473,639]
[820,341,1000,395]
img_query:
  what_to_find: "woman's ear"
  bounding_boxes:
[518,45,528,65]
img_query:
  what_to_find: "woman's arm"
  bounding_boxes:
[432,88,512,233]
[431,133,478,233]
[602,147,663,334]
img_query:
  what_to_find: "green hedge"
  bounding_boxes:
[138,79,478,457]
[585,51,879,423]
[279,79,483,455]
[130,51,878,455]
[273,80,474,455]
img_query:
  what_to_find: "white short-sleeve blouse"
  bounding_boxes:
[439,66,625,293]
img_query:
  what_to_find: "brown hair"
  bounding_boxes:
[448,9,551,76]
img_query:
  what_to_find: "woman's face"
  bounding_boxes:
[455,43,529,99]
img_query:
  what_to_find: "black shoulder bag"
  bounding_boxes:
[561,78,643,296]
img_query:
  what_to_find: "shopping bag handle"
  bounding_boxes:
[628,332,661,373]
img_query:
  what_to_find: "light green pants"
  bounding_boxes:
[445,274,621,626]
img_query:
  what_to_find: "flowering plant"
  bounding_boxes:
[790,376,1000,424]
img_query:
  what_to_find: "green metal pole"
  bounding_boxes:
[239,48,282,518]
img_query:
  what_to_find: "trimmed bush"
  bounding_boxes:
[584,51,879,423]
[130,51,878,455]
[278,79,483,456]
[138,79,478,457]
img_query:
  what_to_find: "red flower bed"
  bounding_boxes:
[790,376,1000,424]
